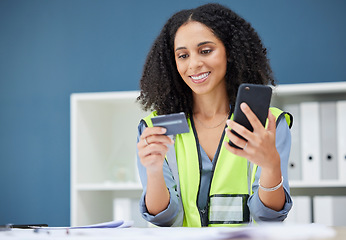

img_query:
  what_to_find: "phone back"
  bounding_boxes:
[233,83,272,132]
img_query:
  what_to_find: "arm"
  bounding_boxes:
[137,123,172,215]
[256,109,286,211]
[137,122,183,226]
[248,116,292,221]
[225,103,292,219]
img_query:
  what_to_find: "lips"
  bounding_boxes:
[189,72,210,83]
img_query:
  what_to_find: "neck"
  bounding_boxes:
[192,89,229,118]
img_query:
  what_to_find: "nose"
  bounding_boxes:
[188,54,203,70]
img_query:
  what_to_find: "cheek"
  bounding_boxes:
[176,63,191,86]
[213,56,228,73]
[176,61,187,77]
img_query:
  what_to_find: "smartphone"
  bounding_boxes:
[151,112,190,135]
[229,83,272,149]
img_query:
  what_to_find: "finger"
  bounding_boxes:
[225,127,247,149]
[142,153,166,164]
[148,134,174,145]
[140,152,167,170]
[223,141,248,158]
[138,136,173,150]
[144,144,168,157]
[240,103,264,131]
[138,142,169,159]
[140,127,167,139]
[266,110,277,132]
[140,127,173,146]
[226,119,252,142]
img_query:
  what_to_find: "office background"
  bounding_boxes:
[0,0,345,227]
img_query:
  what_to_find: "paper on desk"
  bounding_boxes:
[218,223,336,239]
[33,220,132,230]
[70,220,132,229]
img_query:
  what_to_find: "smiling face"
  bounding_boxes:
[174,21,228,96]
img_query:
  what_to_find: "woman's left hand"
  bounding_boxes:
[224,102,280,170]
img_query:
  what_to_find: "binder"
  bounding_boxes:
[113,198,132,221]
[284,104,302,181]
[285,196,311,224]
[113,198,148,227]
[337,100,346,183]
[300,102,321,182]
[320,102,338,180]
[313,196,346,226]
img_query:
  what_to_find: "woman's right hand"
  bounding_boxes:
[137,126,174,173]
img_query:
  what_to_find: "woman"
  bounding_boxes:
[136,3,292,227]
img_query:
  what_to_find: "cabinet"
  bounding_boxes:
[271,81,346,225]
[70,91,149,227]
[70,82,346,227]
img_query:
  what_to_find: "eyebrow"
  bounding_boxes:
[175,41,216,52]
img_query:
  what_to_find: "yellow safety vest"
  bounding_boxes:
[142,107,292,227]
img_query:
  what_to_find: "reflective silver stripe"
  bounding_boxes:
[247,160,255,223]
[209,195,244,222]
[166,136,180,194]
[247,160,252,195]
[165,136,185,227]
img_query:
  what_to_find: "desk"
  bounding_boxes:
[330,227,346,240]
[0,225,345,240]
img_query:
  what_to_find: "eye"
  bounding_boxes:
[177,53,188,59]
[201,49,212,55]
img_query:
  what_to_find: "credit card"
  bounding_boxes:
[151,112,190,135]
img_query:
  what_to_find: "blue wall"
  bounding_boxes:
[0,0,345,226]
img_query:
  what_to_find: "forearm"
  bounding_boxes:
[248,117,292,221]
[137,155,183,227]
[258,165,285,211]
[145,169,170,215]
[248,184,292,222]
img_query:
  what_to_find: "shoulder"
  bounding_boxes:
[270,107,293,129]
[138,111,158,136]
[141,111,158,127]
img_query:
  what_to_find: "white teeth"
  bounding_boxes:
[191,72,209,80]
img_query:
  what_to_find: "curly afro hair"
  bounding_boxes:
[138,3,275,116]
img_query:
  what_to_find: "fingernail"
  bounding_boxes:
[161,128,167,133]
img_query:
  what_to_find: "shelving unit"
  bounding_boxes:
[70,82,346,227]
[271,81,346,225]
[70,91,148,227]
[271,81,346,188]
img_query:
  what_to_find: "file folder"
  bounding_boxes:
[113,198,148,227]
[113,198,131,222]
[300,102,321,182]
[285,196,311,224]
[320,102,338,180]
[284,104,302,181]
[313,196,346,226]
[337,100,346,183]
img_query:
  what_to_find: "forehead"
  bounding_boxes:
[174,21,219,47]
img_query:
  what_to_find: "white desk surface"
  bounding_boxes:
[0,224,344,240]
